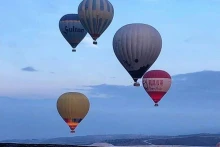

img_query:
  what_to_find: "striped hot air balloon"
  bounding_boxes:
[113,23,162,86]
[57,92,90,133]
[78,0,114,45]
[59,14,87,52]
[142,70,172,106]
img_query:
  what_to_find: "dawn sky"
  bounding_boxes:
[0,0,219,99]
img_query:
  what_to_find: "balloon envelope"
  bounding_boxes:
[113,23,162,86]
[78,0,114,44]
[59,14,87,52]
[142,70,171,106]
[56,92,90,133]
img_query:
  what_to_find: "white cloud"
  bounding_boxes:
[89,93,110,98]
[64,85,113,99]
[81,36,99,49]
[73,87,111,99]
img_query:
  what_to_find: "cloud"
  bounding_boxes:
[81,36,99,48]
[21,66,38,72]
[74,85,116,99]
[60,85,112,99]
[89,93,110,98]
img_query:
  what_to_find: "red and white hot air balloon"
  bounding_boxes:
[142,70,172,106]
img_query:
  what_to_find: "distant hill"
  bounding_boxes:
[0,133,220,146]
[0,134,148,145]
[0,70,220,141]
[105,133,220,146]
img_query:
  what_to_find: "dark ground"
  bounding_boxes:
[1,133,220,146]
[0,143,95,147]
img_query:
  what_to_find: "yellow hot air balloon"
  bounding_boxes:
[57,92,90,133]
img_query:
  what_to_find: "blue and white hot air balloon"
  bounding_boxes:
[59,14,87,52]
[113,23,162,87]
[78,0,114,45]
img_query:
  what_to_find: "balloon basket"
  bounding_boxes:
[133,82,140,87]
[154,103,159,107]
[93,41,97,45]
[72,48,76,52]
[70,130,75,133]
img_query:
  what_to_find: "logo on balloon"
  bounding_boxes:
[63,26,85,35]
[144,79,164,91]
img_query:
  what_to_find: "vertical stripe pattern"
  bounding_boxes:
[78,0,114,41]
[59,14,87,49]
[112,23,162,80]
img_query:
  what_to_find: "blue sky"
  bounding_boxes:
[0,0,220,99]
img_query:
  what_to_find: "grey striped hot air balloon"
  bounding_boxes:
[78,0,114,45]
[112,23,162,87]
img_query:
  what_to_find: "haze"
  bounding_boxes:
[0,0,220,144]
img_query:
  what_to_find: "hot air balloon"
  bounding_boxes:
[216,142,220,147]
[113,23,162,87]
[57,92,90,133]
[78,0,114,45]
[59,14,87,52]
[142,70,171,106]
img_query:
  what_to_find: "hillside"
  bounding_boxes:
[0,133,220,146]
[105,133,220,146]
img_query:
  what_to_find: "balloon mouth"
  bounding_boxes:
[93,41,97,45]
[72,48,76,52]
[154,103,159,107]
[133,82,140,87]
